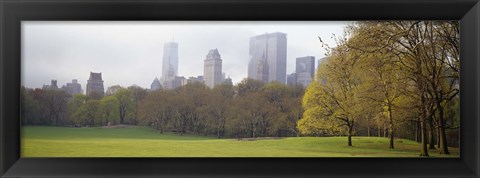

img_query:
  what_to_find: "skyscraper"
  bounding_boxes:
[161,42,179,89]
[187,75,204,84]
[63,79,82,95]
[223,76,233,86]
[248,32,287,83]
[42,80,58,90]
[296,56,315,87]
[86,72,104,97]
[287,73,297,86]
[204,49,223,88]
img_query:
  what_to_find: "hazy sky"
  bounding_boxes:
[22,21,349,90]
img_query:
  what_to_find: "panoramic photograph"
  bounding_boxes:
[21,21,459,157]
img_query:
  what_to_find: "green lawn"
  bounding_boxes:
[21,126,459,157]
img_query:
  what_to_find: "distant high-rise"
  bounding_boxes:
[150,77,162,91]
[86,72,104,97]
[187,75,204,84]
[161,42,179,89]
[296,56,315,87]
[63,79,82,95]
[204,49,223,88]
[43,80,58,90]
[223,77,233,86]
[175,76,187,88]
[248,32,287,83]
[287,73,297,86]
[318,57,329,69]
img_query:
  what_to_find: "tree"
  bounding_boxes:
[262,82,301,137]
[235,78,264,96]
[202,84,235,138]
[106,85,124,96]
[167,83,209,135]
[68,94,88,115]
[343,21,459,156]
[347,24,408,149]
[72,100,101,127]
[39,89,70,126]
[199,92,230,138]
[21,87,40,125]
[114,88,134,124]
[99,96,120,126]
[299,36,364,146]
[127,85,148,125]
[139,90,174,133]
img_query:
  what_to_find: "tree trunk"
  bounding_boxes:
[383,126,387,138]
[347,124,353,146]
[437,126,441,148]
[367,117,371,137]
[428,114,436,149]
[347,134,352,146]
[119,106,125,124]
[420,99,429,156]
[378,121,381,137]
[387,105,394,149]
[414,119,419,142]
[437,102,450,154]
[420,117,429,156]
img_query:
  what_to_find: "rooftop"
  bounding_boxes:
[89,72,103,80]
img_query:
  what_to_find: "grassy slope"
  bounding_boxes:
[21,126,459,157]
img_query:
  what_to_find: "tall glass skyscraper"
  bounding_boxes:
[248,32,287,84]
[296,56,315,87]
[161,42,178,89]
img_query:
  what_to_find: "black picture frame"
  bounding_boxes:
[1,0,479,177]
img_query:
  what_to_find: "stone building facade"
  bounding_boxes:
[204,49,223,88]
[86,72,104,97]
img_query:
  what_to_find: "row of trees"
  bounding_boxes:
[21,21,460,157]
[21,79,305,138]
[298,21,459,156]
[21,85,148,127]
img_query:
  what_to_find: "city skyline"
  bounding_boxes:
[22,21,348,89]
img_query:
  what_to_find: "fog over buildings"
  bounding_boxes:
[297,56,316,86]
[161,42,179,89]
[248,32,287,83]
[22,21,348,90]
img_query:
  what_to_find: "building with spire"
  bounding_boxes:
[223,76,233,86]
[248,32,287,83]
[86,72,104,97]
[204,49,223,88]
[150,77,162,91]
[161,42,179,89]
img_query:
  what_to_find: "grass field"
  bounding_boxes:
[21,126,459,157]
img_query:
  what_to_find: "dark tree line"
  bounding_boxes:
[139,80,304,138]
[21,79,305,138]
